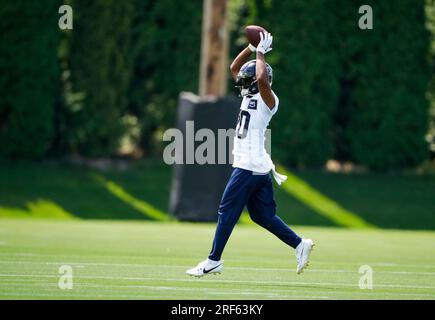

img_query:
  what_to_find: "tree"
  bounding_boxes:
[0,0,61,158]
[128,0,203,155]
[63,0,134,156]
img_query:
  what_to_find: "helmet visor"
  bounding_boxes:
[235,76,252,89]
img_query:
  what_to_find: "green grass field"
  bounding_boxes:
[0,219,434,300]
[1,160,434,299]
[1,160,435,229]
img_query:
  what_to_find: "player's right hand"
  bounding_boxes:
[257,32,273,55]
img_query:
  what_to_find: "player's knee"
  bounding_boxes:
[249,210,277,226]
[217,212,237,226]
[249,212,267,226]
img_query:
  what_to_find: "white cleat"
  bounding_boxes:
[295,239,315,274]
[186,259,224,277]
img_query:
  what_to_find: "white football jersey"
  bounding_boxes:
[232,91,279,174]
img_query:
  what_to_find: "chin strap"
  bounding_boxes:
[271,165,287,185]
[249,80,259,95]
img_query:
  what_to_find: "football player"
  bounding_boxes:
[186,32,314,277]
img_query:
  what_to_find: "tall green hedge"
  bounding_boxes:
[64,0,134,156]
[128,0,202,155]
[343,1,430,170]
[0,0,431,170]
[241,0,430,170]
[244,0,340,167]
[425,0,435,159]
[0,1,61,158]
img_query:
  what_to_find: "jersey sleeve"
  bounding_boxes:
[267,92,279,115]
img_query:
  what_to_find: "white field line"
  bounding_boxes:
[0,273,435,290]
[5,276,435,297]
[0,291,331,299]
[0,260,434,276]
[0,293,181,299]
[0,290,218,299]
[3,282,435,299]
[0,252,434,269]
[0,282,333,298]
[1,282,434,299]
[0,292,430,300]
[0,281,335,299]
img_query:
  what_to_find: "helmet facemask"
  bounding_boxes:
[235,75,258,97]
[235,60,273,97]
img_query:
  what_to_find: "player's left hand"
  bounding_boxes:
[257,32,273,55]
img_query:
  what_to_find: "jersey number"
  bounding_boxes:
[236,110,250,139]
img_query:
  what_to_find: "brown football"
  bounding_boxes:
[245,25,267,47]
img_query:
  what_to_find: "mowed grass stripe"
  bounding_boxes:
[0,219,434,299]
[0,281,429,299]
[0,282,433,300]
[2,272,434,299]
[1,260,435,276]
[1,274,435,291]
[1,252,435,270]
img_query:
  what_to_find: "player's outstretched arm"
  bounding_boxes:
[230,46,254,81]
[256,32,275,109]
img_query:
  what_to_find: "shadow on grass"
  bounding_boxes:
[277,166,374,228]
[0,160,171,221]
[275,166,435,230]
[1,160,434,230]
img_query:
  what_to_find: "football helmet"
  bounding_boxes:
[235,60,273,97]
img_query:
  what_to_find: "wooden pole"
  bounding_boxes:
[199,0,229,97]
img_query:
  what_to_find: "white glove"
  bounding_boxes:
[248,43,256,52]
[257,32,273,55]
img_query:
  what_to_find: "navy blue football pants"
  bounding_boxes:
[208,168,302,261]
